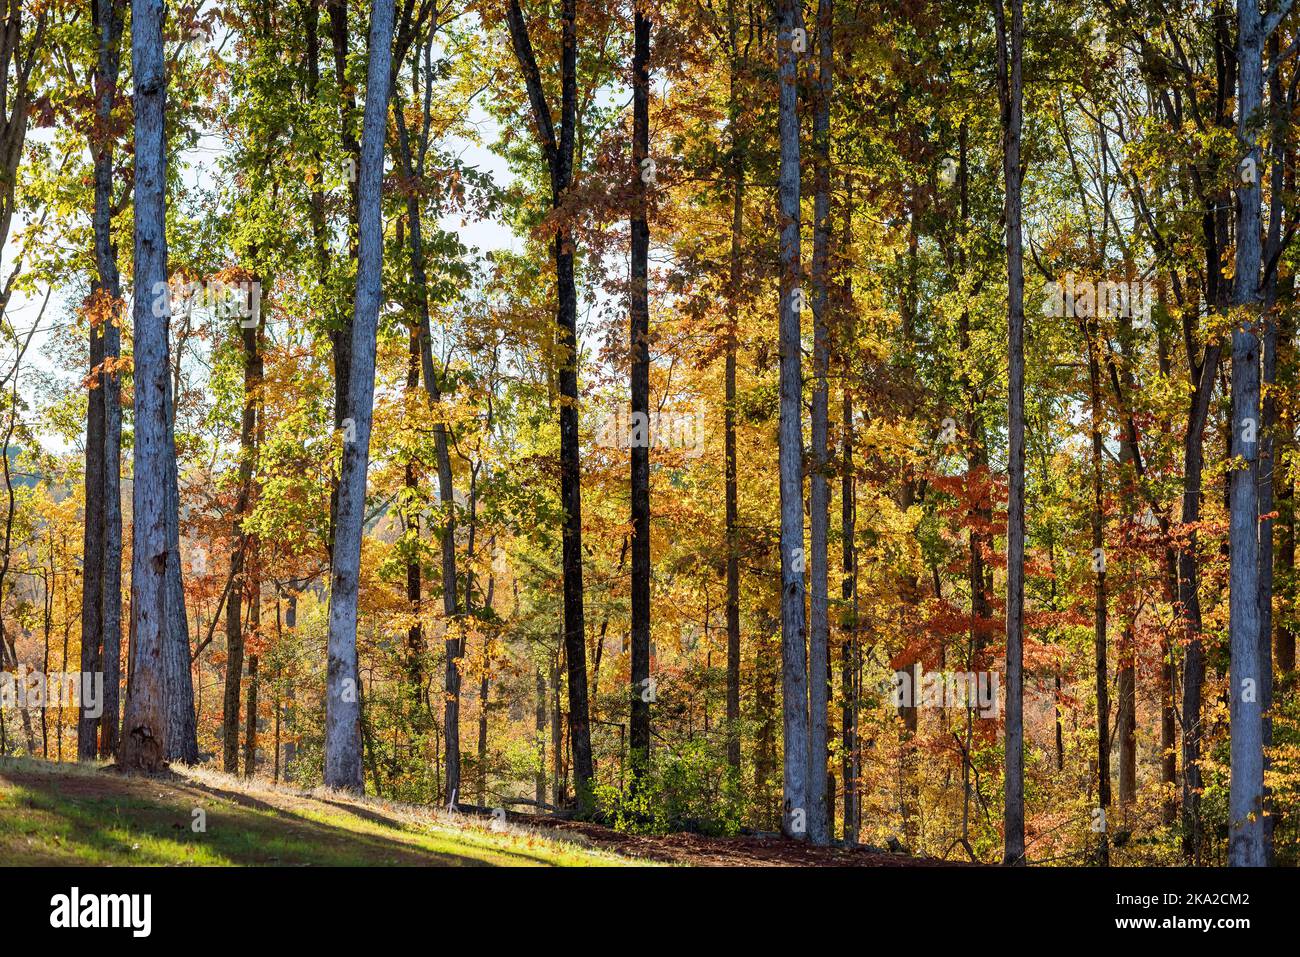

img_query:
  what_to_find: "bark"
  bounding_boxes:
[840,174,858,845]
[1258,29,1292,855]
[994,0,1025,865]
[323,0,395,793]
[1116,314,1138,809]
[550,649,562,806]
[477,657,489,807]
[628,2,652,788]
[326,0,359,485]
[535,665,547,804]
[393,55,461,799]
[775,0,808,841]
[78,311,105,760]
[504,0,593,809]
[724,141,743,774]
[164,467,198,764]
[83,1,125,760]
[244,651,258,776]
[120,0,170,773]
[723,0,745,775]
[1279,295,1297,676]
[223,291,262,772]
[403,319,422,700]
[1227,0,1267,867]
[98,0,125,757]
[806,0,833,848]
[1084,316,1110,862]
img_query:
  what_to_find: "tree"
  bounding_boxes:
[806,0,835,847]
[628,1,653,788]
[994,0,1025,865]
[89,0,126,761]
[504,0,594,810]
[120,0,171,773]
[1226,0,1271,868]
[776,0,809,841]
[324,0,397,793]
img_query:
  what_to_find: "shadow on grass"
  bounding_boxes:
[0,766,523,866]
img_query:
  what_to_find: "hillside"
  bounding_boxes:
[0,757,963,867]
[0,758,637,867]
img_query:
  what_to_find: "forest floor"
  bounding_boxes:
[0,757,638,866]
[507,812,969,866]
[0,757,964,866]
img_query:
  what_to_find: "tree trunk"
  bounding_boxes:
[628,3,652,789]
[1084,315,1110,863]
[724,165,743,776]
[82,0,123,758]
[477,652,489,808]
[1227,0,1266,867]
[119,0,170,773]
[839,174,858,846]
[244,651,258,777]
[393,78,462,806]
[550,648,562,807]
[775,0,809,841]
[79,310,105,761]
[224,292,262,772]
[995,0,1025,865]
[535,665,547,804]
[505,0,593,810]
[723,0,745,779]
[805,0,834,848]
[323,0,395,793]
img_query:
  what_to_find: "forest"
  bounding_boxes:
[0,0,1298,871]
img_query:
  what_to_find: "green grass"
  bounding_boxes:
[0,757,641,867]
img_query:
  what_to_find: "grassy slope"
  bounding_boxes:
[0,757,642,867]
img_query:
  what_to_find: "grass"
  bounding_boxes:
[0,756,644,867]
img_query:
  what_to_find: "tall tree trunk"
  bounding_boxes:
[323,0,395,793]
[325,0,360,544]
[723,0,745,776]
[403,318,423,702]
[98,0,125,756]
[120,0,171,773]
[840,173,858,845]
[477,649,490,807]
[1179,338,1220,860]
[550,648,562,807]
[244,649,258,776]
[805,0,834,848]
[1227,0,1266,867]
[1278,294,1297,677]
[1156,321,1179,827]
[1258,30,1290,857]
[1117,313,1139,810]
[164,466,198,763]
[994,0,1025,865]
[505,0,593,810]
[393,78,462,804]
[79,301,105,760]
[724,133,743,776]
[535,665,547,803]
[775,0,808,841]
[224,295,262,772]
[1084,315,1110,863]
[82,0,123,757]
[628,2,652,789]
